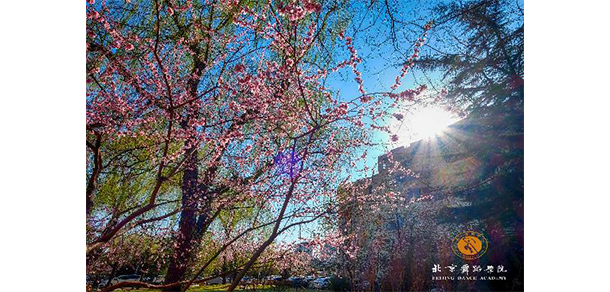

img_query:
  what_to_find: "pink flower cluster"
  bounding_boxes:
[390,21,434,90]
[389,84,428,102]
[277,0,321,21]
[344,37,367,97]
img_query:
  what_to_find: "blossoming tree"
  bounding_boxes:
[86,0,433,291]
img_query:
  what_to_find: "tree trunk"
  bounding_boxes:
[164,128,220,291]
[164,147,200,291]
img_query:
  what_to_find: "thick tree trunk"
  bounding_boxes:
[164,147,200,291]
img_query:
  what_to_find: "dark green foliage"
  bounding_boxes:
[417,0,524,112]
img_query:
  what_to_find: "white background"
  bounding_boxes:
[0,1,609,291]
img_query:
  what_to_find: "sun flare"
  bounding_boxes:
[391,105,460,146]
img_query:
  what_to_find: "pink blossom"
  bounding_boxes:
[234,64,245,73]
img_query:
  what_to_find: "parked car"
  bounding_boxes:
[110,274,141,285]
[286,276,306,287]
[152,275,165,284]
[97,279,112,289]
[87,274,109,288]
[264,275,283,285]
[304,275,316,281]
[303,275,316,287]
[310,277,331,289]
[86,275,96,289]
[86,274,98,286]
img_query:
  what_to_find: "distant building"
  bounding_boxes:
[335,111,523,292]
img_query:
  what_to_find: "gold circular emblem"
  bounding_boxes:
[452,231,488,260]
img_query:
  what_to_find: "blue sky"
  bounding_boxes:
[276,2,454,243]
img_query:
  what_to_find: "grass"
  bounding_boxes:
[116,284,326,292]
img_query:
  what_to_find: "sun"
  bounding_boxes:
[391,105,460,146]
[410,106,459,139]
